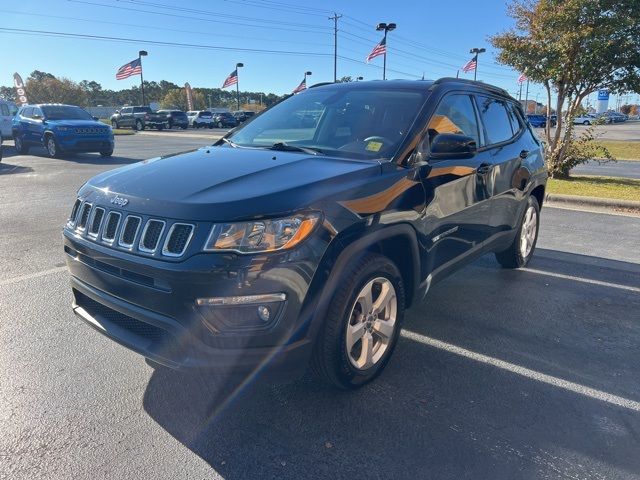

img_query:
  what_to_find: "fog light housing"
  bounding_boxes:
[196,293,286,333]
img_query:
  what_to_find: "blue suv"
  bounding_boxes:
[12,104,114,158]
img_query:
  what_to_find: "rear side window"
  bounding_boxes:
[506,103,523,135]
[427,94,479,146]
[476,95,514,145]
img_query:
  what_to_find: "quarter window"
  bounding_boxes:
[476,95,514,145]
[506,103,523,135]
[427,94,479,146]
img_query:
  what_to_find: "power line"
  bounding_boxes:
[0,27,332,56]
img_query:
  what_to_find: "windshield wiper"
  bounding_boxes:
[270,142,322,155]
[221,137,238,148]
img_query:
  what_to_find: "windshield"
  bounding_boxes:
[41,105,93,120]
[227,88,427,160]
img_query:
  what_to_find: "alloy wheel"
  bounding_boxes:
[520,205,538,258]
[46,137,56,157]
[345,277,397,370]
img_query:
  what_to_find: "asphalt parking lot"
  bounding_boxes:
[1,134,640,479]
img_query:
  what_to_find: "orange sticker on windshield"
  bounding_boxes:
[365,141,382,152]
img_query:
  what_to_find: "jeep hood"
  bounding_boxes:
[82,146,382,221]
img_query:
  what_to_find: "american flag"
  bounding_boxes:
[366,37,386,63]
[222,69,238,88]
[517,72,527,84]
[461,55,477,73]
[115,58,142,80]
[292,78,307,94]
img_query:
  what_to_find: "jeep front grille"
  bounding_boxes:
[77,203,92,231]
[88,207,105,237]
[68,199,195,258]
[139,219,165,253]
[163,223,194,257]
[119,216,141,248]
[102,211,121,242]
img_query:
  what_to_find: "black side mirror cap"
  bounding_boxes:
[93,116,99,121]
[429,133,477,160]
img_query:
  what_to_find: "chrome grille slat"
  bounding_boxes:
[163,223,194,257]
[118,216,142,249]
[102,211,121,243]
[139,219,166,253]
[76,203,92,231]
[88,207,105,237]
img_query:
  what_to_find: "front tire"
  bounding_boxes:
[100,149,113,157]
[311,253,405,389]
[14,134,29,154]
[111,120,119,129]
[45,134,61,158]
[495,195,540,269]
[583,120,590,125]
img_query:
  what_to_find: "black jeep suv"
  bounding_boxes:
[64,79,546,389]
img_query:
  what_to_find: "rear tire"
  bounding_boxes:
[100,149,113,157]
[157,124,164,131]
[583,120,590,125]
[14,134,29,154]
[311,253,405,389]
[495,195,540,269]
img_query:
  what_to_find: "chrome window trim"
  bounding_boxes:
[118,215,142,250]
[101,211,122,244]
[138,219,166,253]
[87,206,105,239]
[162,223,195,257]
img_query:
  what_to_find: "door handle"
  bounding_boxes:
[476,163,493,175]
[519,149,530,159]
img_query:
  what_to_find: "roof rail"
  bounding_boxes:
[308,82,335,89]
[434,77,511,97]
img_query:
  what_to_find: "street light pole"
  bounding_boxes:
[376,22,396,80]
[138,50,148,105]
[235,62,243,111]
[469,47,485,81]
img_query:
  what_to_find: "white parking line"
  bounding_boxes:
[401,330,640,412]
[0,266,67,287]
[522,268,640,293]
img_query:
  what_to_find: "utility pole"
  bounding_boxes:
[328,13,342,82]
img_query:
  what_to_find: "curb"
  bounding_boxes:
[545,193,640,211]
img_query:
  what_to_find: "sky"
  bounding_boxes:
[1,0,631,106]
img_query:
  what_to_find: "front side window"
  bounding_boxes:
[121,107,132,114]
[476,95,514,145]
[228,88,427,160]
[426,94,480,147]
[41,105,92,120]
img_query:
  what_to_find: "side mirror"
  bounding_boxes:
[429,133,477,160]
[114,110,120,114]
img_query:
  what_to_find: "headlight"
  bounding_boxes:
[203,213,320,253]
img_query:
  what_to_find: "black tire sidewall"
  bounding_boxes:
[315,253,406,389]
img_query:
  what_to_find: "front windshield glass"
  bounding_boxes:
[227,88,427,160]
[41,105,93,121]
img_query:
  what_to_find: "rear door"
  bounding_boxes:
[473,94,528,244]
[0,103,14,138]
[418,92,493,276]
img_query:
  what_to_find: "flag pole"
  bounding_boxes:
[518,81,523,101]
[138,50,148,106]
[456,70,459,79]
[524,78,530,113]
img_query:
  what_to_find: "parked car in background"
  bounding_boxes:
[1,99,18,139]
[110,106,169,131]
[573,113,597,125]
[187,110,214,128]
[213,112,238,128]
[157,110,189,129]
[598,111,627,124]
[0,136,3,162]
[526,114,547,128]
[64,78,547,389]
[233,110,256,123]
[12,104,114,158]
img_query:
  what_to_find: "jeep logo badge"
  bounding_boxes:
[110,195,129,207]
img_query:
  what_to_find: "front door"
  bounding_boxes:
[416,92,493,279]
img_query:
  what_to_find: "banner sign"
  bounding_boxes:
[597,89,609,101]
[13,73,28,105]
[185,82,193,111]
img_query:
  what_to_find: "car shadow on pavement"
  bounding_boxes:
[0,162,34,175]
[142,249,640,479]
[22,146,142,165]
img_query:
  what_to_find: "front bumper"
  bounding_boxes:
[58,136,114,152]
[63,229,324,375]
